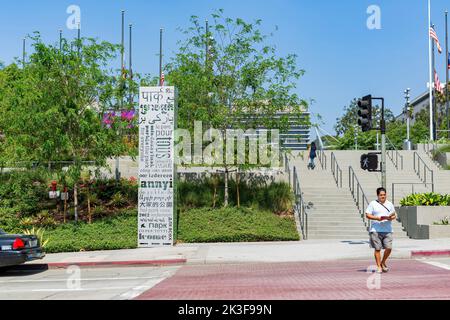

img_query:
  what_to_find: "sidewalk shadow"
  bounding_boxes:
[341,241,370,245]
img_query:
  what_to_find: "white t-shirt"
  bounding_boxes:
[366,200,396,233]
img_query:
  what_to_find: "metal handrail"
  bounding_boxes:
[317,150,327,170]
[330,152,343,188]
[348,166,370,231]
[413,152,434,189]
[392,182,434,205]
[385,136,404,170]
[293,166,309,240]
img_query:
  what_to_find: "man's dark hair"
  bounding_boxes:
[377,187,387,196]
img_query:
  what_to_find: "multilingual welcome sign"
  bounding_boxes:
[138,86,177,247]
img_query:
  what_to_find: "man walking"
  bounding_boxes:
[365,188,397,274]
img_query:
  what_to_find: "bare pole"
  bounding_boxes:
[159,28,163,86]
[22,38,26,68]
[446,10,449,139]
[429,0,435,141]
[129,23,133,108]
[205,20,209,66]
[77,23,81,57]
[432,24,437,140]
[59,29,63,52]
[116,10,125,182]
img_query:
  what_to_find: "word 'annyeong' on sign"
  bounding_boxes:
[138,87,177,247]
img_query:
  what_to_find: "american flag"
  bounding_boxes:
[434,69,444,94]
[430,25,443,54]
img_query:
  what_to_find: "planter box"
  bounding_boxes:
[398,206,450,239]
[420,225,450,239]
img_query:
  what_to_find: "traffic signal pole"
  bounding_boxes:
[373,97,387,189]
[358,95,387,189]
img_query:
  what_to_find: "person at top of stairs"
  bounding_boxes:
[307,142,317,170]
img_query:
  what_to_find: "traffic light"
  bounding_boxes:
[357,95,373,132]
[361,153,379,172]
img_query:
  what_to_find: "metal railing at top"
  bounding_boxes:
[348,166,370,231]
[385,136,404,170]
[316,150,327,170]
[413,152,434,189]
[392,182,434,205]
[293,166,309,240]
[330,152,343,188]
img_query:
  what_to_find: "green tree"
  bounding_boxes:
[166,10,309,206]
[0,34,131,221]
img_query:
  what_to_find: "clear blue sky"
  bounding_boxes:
[0,0,449,134]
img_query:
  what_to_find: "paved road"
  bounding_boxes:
[2,258,450,300]
[137,258,450,300]
[0,265,179,300]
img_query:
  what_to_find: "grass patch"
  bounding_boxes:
[44,209,138,253]
[177,207,300,243]
[27,207,300,253]
[437,145,450,154]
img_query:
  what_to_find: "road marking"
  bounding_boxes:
[420,260,450,271]
[0,275,166,284]
[0,286,154,294]
[118,270,175,300]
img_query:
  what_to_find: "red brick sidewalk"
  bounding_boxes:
[136,260,450,300]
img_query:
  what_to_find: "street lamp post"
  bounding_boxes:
[403,88,412,150]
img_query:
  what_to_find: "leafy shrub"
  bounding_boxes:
[177,207,299,243]
[22,227,50,248]
[44,210,138,253]
[18,210,58,228]
[178,177,293,213]
[400,193,450,207]
[0,169,50,215]
[434,217,450,226]
[108,192,128,208]
[91,178,138,204]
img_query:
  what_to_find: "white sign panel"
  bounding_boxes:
[138,86,177,247]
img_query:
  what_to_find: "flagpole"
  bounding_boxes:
[129,23,133,109]
[159,28,163,86]
[429,0,435,141]
[116,10,125,183]
[22,38,26,68]
[432,24,437,140]
[445,10,449,139]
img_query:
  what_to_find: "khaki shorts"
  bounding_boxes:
[369,232,393,251]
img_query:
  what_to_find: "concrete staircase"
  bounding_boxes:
[289,152,369,240]
[332,150,429,206]
[330,150,415,239]
[288,150,412,240]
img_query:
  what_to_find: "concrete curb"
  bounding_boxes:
[30,259,188,269]
[411,250,450,258]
